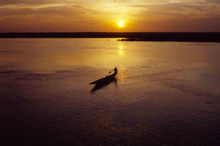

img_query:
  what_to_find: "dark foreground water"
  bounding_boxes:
[0,39,220,146]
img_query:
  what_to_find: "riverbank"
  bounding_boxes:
[0,32,220,42]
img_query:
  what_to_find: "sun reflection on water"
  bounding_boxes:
[118,44,124,56]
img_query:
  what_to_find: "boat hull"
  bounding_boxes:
[90,73,117,92]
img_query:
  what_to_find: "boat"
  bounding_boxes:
[90,70,117,92]
[90,73,117,85]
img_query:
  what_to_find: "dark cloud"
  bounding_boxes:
[0,0,59,5]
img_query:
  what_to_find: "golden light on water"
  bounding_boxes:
[119,44,124,56]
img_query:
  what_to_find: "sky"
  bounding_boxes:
[0,0,220,32]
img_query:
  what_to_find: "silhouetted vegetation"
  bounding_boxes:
[0,32,220,42]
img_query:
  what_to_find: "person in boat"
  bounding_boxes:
[113,67,118,75]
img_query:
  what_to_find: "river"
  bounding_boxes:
[0,38,220,145]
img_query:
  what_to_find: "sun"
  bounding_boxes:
[118,22,124,28]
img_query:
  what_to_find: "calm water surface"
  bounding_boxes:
[0,39,220,145]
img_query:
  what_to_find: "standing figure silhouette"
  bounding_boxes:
[114,67,118,75]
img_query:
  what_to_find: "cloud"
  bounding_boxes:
[0,0,219,32]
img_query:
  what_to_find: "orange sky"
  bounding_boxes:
[0,0,220,32]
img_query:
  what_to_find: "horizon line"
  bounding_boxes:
[1,32,220,33]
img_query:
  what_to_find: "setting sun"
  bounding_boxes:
[118,22,124,28]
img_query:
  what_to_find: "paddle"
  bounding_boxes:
[109,67,117,74]
[109,69,114,74]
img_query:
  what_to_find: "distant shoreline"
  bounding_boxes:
[0,32,220,42]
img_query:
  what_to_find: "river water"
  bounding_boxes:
[0,38,220,145]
